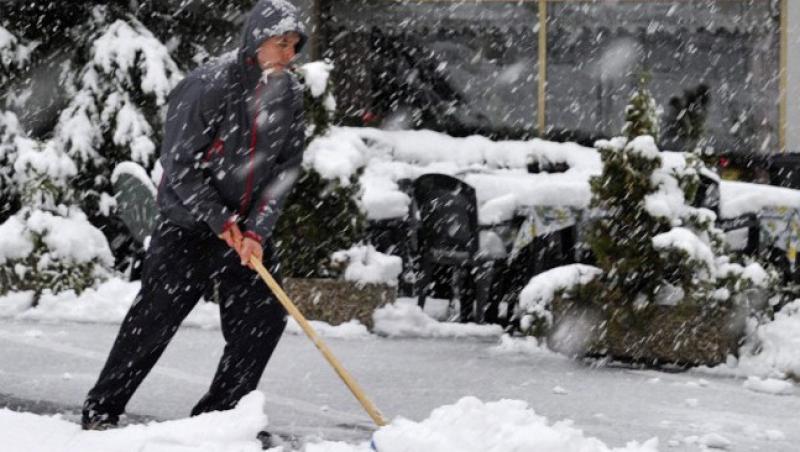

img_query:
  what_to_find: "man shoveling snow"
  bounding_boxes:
[82,1,307,448]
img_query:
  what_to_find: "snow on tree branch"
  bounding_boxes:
[92,19,182,105]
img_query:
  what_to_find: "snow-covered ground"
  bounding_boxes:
[0,282,798,451]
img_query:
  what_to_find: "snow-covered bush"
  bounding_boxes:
[0,208,114,299]
[518,264,602,335]
[295,60,336,139]
[584,134,775,313]
[515,83,778,362]
[275,168,366,278]
[0,130,113,299]
[275,62,367,278]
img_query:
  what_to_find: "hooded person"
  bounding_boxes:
[82,1,308,443]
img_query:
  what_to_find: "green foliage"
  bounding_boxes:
[274,169,366,278]
[304,87,333,139]
[2,1,259,272]
[0,225,99,299]
[273,61,366,278]
[622,73,660,141]
[294,61,336,140]
[584,133,777,316]
[588,138,668,298]
[0,112,111,298]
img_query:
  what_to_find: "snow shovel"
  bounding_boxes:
[248,255,388,427]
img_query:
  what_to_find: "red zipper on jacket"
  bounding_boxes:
[240,82,263,216]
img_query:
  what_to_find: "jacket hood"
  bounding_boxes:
[238,0,307,81]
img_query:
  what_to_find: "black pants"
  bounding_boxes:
[84,219,287,417]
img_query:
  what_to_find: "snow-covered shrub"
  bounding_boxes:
[295,61,336,139]
[0,208,114,299]
[275,63,367,278]
[275,168,366,278]
[517,264,602,335]
[0,133,113,299]
[528,133,777,363]
[584,134,776,312]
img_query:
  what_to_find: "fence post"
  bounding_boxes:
[538,0,548,137]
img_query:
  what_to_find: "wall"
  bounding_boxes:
[788,0,800,152]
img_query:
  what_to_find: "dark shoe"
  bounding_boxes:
[81,406,119,431]
[256,430,285,450]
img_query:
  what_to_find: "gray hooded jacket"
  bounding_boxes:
[157,0,307,244]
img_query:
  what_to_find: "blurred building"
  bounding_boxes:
[302,0,797,157]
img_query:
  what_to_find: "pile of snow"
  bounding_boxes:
[0,391,661,452]
[372,300,503,338]
[286,318,370,340]
[518,264,602,327]
[366,397,658,452]
[489,334,555,356]
[742,377,795,396]
[331,245,402,286]
[1,391,268,452]
[732,300,800,380]
[0,279,514,341]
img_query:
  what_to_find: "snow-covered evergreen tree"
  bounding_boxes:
[54,6,182,224]
[581,85,775,317]
[0,25,35,223]
[2,2,257,270]
[0,24,35,88]
[0,111,23,223]
[0,113,113,300]
[622,74,660,142]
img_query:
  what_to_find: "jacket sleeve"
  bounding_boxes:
[243,96,306,244]
[160,77,236,235]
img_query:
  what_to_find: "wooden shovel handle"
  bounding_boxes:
[249,256,388,427]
